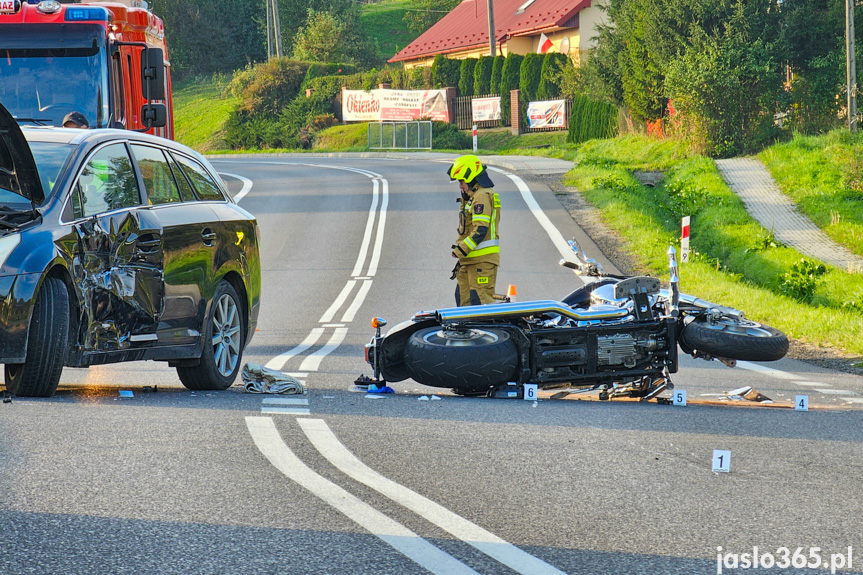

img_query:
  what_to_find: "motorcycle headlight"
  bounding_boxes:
[0,234,21,272]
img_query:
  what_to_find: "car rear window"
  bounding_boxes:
[171,153,224,201]
[131,144,182,206]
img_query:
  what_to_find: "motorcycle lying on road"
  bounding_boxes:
[362,242,789,400]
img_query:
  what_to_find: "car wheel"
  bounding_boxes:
[4,277,70,397]
[404,326,518,393]
[177,281,244,391]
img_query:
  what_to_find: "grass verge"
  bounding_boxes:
[759,130,863,259]
[173,77,237,152]
[565,135,863,356]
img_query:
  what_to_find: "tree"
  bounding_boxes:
[403,0,460,36]
[666,2,782,156]
[158,0,264,80]
[537,53,572,100]
[432,55,461,88]
[473,56,494,96]
[459,58,478,97]
[291,8,379,67]
[499,53,523,126]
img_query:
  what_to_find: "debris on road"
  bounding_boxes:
[241,363,305,394]
[725,386,772,403]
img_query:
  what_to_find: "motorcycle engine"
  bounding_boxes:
[596,334,658,367]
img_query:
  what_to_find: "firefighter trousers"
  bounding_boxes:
[455,263,498,306]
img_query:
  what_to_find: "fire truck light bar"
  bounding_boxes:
[65,5,107,20]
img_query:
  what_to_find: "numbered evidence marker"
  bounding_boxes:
[672,389,687,406]
[712,449,731,473]
[795,395,809,411]
[523,384,538,401]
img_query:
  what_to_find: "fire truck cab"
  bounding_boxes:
[0,0,172,138]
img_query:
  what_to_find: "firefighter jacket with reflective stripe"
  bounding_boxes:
[454,185,500,266]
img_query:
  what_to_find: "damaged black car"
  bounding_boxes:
[0,103,260,397]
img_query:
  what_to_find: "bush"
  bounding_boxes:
[567,94,618,144]
[301,63,356,91]
[432,121,471,149]
[473,56,494,96]
[432,55,461,89]
[499,53,523,127]
[519,53,543,103]
[779,259,828,302]
[537,53,572,100]
[490,55,505,95]
[458,58,478,97]
[228,58,310,116]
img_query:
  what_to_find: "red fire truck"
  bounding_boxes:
[0,0,173,138]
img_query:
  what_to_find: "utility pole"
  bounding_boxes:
[847,0,857,131]
[266,0,283,60]
[487,0,495,57]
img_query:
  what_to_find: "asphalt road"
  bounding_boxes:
[1,156,861,575]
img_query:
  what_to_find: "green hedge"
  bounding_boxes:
[566,94,618,144]
[432,55,461,89]
[537,53,571,100]
[490,55,505,95]
[473,56,494,96]
[300,63,357,91]
[519,53,543,103]
[458,58,478,96]
[499,53,523,127]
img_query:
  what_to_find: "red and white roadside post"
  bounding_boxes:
[681,216,691,263]
[472,124,478,153]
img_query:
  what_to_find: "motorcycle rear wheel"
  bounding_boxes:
[404,326,519,393]
[681,318,789,361]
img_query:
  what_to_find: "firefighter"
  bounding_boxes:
[447,155,501,306]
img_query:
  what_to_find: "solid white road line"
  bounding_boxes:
[245,417,482,575]
[218,172,253,202]
[319,281,357,323]
[298,418,568,575]
[265,328,325,371]
[736,361,801,380]
[367,178,388,277]
[352,178,380,277]
[341,279,373,323]
[298,328,349,372]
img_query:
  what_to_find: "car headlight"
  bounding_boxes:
[0,234,21,272]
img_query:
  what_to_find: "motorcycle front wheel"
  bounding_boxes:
[681,318,789,361]
[404,326,519,393]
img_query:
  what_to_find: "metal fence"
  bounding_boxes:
[368,121,433,149]
[453,94,502,130]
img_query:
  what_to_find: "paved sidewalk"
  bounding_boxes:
[716,157,863,273]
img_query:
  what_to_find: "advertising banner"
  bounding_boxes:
[471,96,501,122]
[343,89,449,122]
[527,99,566,129]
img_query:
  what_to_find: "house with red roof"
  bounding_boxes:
[389,0,605,68]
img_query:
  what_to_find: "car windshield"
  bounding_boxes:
[0,141,74,207]
[0,46,110,129]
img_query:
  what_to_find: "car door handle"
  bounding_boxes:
[201,229,217,246]
[135,235,161,256]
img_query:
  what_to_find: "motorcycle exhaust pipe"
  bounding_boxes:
[436,300,630,324]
